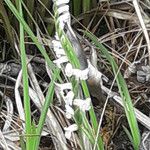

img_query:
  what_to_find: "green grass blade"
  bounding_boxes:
[33,71,59,149]
[18,1,32,149]
[123,125,134,145]
[19,134,26,150]
[84,30,141,150]
[82,0,91,13]
[72,0,81,16]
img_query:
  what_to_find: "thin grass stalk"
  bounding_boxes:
[36,0,54,35]
[33,72,59,150]
[133,0,150,66]
[38,0,50,18]
[19,135,26,150]
[26,0,34,30]
[19,1,32,149]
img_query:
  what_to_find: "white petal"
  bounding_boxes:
[64,124,78,131]
[65,63,73,77]
[72,69,80,80]
[73,98,91,111]
[65,105,74,115]
[65,63,89,80]
[73,68,89,80]
[52,40,62,48]
[53,56,68,68]
[55,0,69,6]
[65,113,72,119]
[64,124,78,139]
[53,39,66,58]
[88,60,102,79]
[53,48,66,58]
[65,131,71,139]
[55,33,59,40]
[57,5,69,15]
[64,91,74,105]
[58,12,70,29]
[55,82,72,94]
[80,68,89,80]
[65,105,74,119]
[58,82,72,90]
[84,98,91,110]
[54,47,65,54]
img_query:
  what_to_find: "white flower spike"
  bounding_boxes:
[73,98,91,111]
[64,124,78,139]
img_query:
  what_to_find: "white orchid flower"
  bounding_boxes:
[73,68,89,80]
[53,46,66,58]
[64,124,78,139]
[65,105,74,119]
[73,98,91,111]
[58,12,71,29]
[65,63,73,77]
[55,50,66,58]
[63,91,74,106]
[53,56,68,68]
[52,39,66,58]
[52,39,62,48]
[65,63,89,80]
[55,82,72,96]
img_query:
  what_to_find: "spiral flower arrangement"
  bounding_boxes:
[52,0,91,139]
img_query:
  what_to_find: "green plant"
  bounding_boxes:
[84,30,141,150]
[4,0,104,149]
